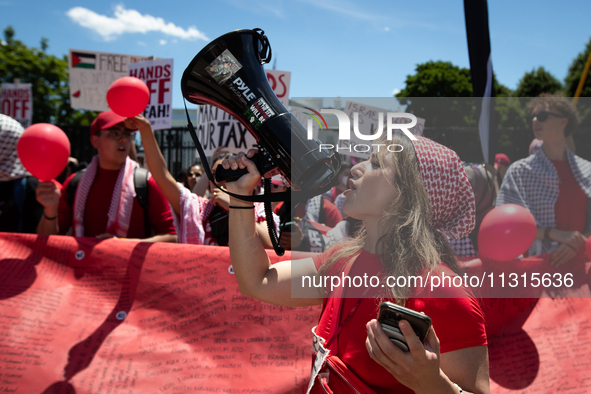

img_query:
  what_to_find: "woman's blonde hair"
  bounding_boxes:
[318,132,459,304]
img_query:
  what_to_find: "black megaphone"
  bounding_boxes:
[181,28,338,192]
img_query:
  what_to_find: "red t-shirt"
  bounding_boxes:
[274,199,343,228]
[312,250,487,393]
[57,167,176,238]
[552,160,587,233]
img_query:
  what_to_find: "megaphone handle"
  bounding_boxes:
[215,153,275,183]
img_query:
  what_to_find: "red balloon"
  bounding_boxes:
[478,204,537,261]
[17,123,70,182]
[106,76,150,118]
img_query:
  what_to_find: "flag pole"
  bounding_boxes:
[573,50,591,106]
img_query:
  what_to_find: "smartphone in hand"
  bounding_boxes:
[377,302,432,352]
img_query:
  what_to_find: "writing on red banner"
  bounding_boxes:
[1,234,590,393]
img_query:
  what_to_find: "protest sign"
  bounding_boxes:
[0,83,33,128]
[69,49,151,111]
[128,59,173,130]
[265,69,291,108]
[196,105,257,156]
[340,100,426,159]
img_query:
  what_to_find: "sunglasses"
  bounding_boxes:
[529,111,564,123]
[104,128,136,140]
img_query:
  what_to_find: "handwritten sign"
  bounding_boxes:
[0,83,32,128]
[265,70,291,108]
[128,59,173,130]
[196,105,257,156]
[69,49,151,111]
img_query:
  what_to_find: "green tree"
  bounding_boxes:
[565,37,591,98]
[395,60,524,162]
[0,26,96,125]
[395,61,475,128]
[396,61,473,98]
[395,61,514,128]
[515,67,563,97]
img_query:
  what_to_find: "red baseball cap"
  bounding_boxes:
[495,153,510,165]
[90,111,127,136]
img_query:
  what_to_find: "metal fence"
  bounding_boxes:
[60,125,591,175]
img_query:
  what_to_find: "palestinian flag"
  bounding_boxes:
[71,52,96,69]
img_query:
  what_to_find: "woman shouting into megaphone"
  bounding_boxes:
[222,132,490,394]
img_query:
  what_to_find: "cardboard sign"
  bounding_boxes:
[265,69,291,108]
[128,59,173,130]
[69,49,151,111]
[0,83,33,128]
[196,105,258,156]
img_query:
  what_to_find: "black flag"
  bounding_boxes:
[464,0,494,163]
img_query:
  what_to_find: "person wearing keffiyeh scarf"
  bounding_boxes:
[497,95,591,267]
[35,111,177,243]
[224,131,489,394]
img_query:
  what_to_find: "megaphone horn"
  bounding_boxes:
[181,28,338,192]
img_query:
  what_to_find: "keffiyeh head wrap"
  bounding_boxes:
[411,136,475,240]
[0,114,30,181]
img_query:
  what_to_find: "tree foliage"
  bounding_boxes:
[395,60,516,128]
[0,26,96,125]
[515,67,563,97]
[394,60,527,162]
[396,61,473,98]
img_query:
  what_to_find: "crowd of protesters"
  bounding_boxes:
[1,93,589,393]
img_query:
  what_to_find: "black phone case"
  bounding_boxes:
[377,301,432,342]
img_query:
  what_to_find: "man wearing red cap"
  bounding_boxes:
[35,111,177,242]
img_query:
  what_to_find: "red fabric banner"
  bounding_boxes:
[0,233,590,393]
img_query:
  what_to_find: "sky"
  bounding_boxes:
[2,0,590,110]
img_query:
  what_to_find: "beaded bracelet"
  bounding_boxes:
[452,383,463,393]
